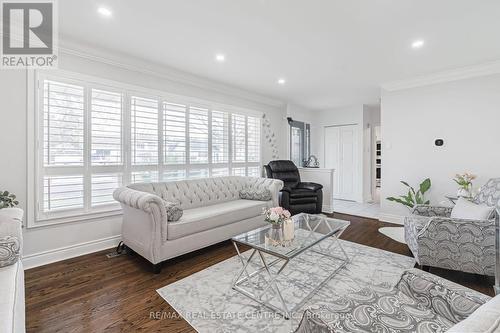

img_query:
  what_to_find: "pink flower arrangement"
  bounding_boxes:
[263,206,291,225]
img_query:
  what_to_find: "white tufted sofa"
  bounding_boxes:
[113,176,283,272]
[0,208,25,333]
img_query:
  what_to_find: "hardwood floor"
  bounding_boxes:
[25,213,495,332]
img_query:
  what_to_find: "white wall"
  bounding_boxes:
[380,74,500,222]
[362,105,381,202]
[0,46,287,268]
[286,103,316,125]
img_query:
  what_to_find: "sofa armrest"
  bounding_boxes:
[296,182,323,191]
[113,186,168,241]
[113,187,166,215]
[420,216,494,238]
[412,204,452,217]
[397,268,490,324]
[244,178,283,207]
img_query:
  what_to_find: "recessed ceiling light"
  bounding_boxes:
[215,53,226,62]
[411,39,425,49]
[277,78,286,85]
[98,7,112,17]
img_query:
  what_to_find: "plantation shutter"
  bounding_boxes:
[42,80,85,212]
[163,102,187,165]
[131,96,159,165]
[231,114,246,163]
[43,80,85,167]
[91,89,123,165]
[211,110,229,164]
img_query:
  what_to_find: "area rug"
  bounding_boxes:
[157,240,415,333]
[379,227,406,244]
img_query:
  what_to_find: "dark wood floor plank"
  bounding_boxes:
[25,213,495,332]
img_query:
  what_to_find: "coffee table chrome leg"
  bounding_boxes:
[232,247,291,319]
[328,235,350,263]
[256,250,290,319]
[232,242,258,293]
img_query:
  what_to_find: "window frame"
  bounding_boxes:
[29,70,262,228]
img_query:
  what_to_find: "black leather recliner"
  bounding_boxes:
[264,160,323,215]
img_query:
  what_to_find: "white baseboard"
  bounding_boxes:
[379,213,404,225]
[22,235,121,270]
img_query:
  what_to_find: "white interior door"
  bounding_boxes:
[324,125,358,201]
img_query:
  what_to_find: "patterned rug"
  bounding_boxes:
[379,227,406,244]
[157,240,415,333]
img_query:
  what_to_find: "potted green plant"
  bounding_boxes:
[453,172,476,198]
[387,178,431,210]
[0,190,19,209]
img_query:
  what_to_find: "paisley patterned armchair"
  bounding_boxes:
[405,178,500,276]
[295,268,492,333]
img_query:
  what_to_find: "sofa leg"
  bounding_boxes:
[152,263,162,274]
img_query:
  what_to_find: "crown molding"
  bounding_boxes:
[382,59,500,92]
[57,40,285,109]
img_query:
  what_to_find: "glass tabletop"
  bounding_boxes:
[232,213,350,259]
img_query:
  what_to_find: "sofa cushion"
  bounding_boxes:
[239,187,271,201]
[167,199,269,240]
[451,197,495,220]
[447,294,500,333]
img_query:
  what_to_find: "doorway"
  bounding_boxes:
[289,120,310,167]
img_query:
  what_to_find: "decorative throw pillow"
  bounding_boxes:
[450,197,495,220]
[164,201,183,222]
[0,236,20,267]
[239,187,272,201]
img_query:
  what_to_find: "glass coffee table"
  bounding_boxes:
[231,213,350,319]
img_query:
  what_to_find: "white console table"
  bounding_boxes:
[298,167,335,213]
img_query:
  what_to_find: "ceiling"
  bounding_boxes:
[59,0,500,110]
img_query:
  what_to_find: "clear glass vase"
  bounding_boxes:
[268,223,284,243]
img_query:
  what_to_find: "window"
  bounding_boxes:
[91,89,123,166]
[131,96,159,166]
[189,107,209,164]
[36,74,262,222]
[232,114,246,163]
[212,111,229,164]
[42,80,86,215]
[289,119,311,167]
[163,102,186,165]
